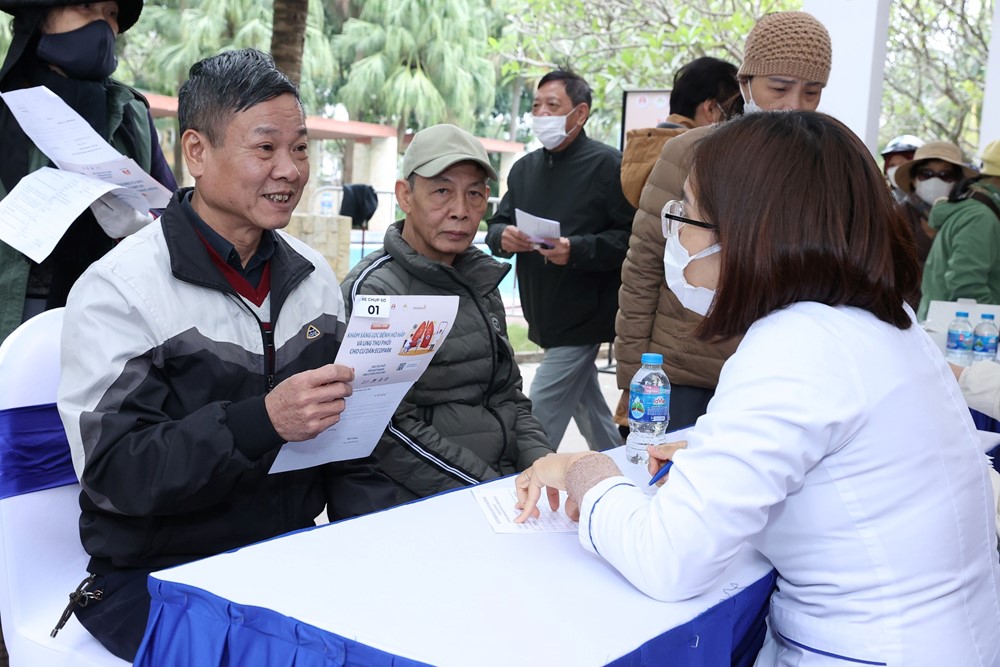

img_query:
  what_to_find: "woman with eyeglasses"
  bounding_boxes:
[514,111,1000,666]
[910,139,1000,320]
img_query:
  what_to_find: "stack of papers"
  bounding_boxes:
[0,86,173,262]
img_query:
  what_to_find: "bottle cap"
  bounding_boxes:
[641,352,664,365]
[984,314,995,320]
[956,311,969,318]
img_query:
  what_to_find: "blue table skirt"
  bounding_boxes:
[971,409,1000,473]
[135,570,776,667]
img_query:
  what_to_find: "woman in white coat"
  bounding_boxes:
[515,111,1000,666]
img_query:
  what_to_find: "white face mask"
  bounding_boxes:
[531,109,575,150]
[914,177,953,206]
[663,233,720,316]
[742,85,763,114]
[886,166,899,189]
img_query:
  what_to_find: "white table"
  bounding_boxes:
[134,447,775,666]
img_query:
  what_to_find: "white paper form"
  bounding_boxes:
[473,486,578,533]
[514,208,562,245]
[270,294,460,474]
[0,167,138,263]
[0,86,172,209]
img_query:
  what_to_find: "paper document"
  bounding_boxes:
[514,208,561,245]
[0,86,173,262]
[473,486,578,533]
[0,167,142,263]
[1,87,172,209]
[270,294,460,473]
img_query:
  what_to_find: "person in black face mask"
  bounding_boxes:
[0,0,178,342]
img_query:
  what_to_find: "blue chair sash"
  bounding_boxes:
[0,403,77,499]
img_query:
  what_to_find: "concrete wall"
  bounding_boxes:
[284,213,353,281]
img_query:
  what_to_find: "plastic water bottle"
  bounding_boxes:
[946,311,974,366]
[319,190,335,216]
[625,353,671,464]
[973,313,999,363]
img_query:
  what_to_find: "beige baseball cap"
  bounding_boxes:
[401,124,498,181]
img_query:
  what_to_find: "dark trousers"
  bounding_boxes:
[667,383,716,431]
[617,383,716,438]
[74,569,153,662]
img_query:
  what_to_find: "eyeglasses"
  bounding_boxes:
[661,200,719,237]
[914,168,960,182]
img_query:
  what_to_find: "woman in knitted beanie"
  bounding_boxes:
[737,10,832,112]
[614,11,834,437]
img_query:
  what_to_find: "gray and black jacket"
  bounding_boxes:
[58,189,396,574]
[342,222,554,501]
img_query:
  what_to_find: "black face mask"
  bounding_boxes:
[36,20,118,81]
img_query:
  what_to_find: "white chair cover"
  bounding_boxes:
[0,309,127,665]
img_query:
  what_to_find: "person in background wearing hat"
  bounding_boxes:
[893,140,976,270]
[343,124,554,502]
[613,10,834,438]
[737,10,832,112]
[486,70,635,453]
[881,134,940,271]
[56,49,396,660]
[0,0,178,342]
[882,134,924,202]
[913,140,997,320]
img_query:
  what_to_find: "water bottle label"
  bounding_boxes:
[974,333,999,354]
[629,386,669,423]
[947,330,973,351]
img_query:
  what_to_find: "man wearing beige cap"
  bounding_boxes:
[918,139,1000,319]
[342,124,554,502]
[738,10,832,111]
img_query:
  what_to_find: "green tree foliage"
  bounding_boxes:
[496,0,796,143]
[0,16,9,56]
[116,0,336,113]
[881,0,993,159]
[333,0,497,138]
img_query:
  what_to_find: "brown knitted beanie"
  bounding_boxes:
[738,11,832,86]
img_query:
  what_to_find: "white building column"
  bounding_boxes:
[366,135,399,232]
[980,1,1000,156]
[802,0,891,155]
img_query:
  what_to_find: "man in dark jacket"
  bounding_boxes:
[343,124,554,501]
[486,70,634,451]
[57,49,396,661]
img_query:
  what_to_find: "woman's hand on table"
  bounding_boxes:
[514,452,592,523]
[647,440,687,487]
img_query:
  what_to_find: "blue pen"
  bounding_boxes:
[647,460,673,486]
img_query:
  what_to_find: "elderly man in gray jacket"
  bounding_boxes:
[342,124,554,502]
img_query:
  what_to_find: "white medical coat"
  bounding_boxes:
[579,302,1000,666]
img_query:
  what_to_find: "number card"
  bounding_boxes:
[355,294,390,318]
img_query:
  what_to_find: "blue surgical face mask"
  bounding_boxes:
[37,20,118,81]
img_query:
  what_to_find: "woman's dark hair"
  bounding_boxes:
[692,111,919,340]
[947,174,987,203]
[669,56,740,120]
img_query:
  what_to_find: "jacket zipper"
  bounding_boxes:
[227,294,275,391]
